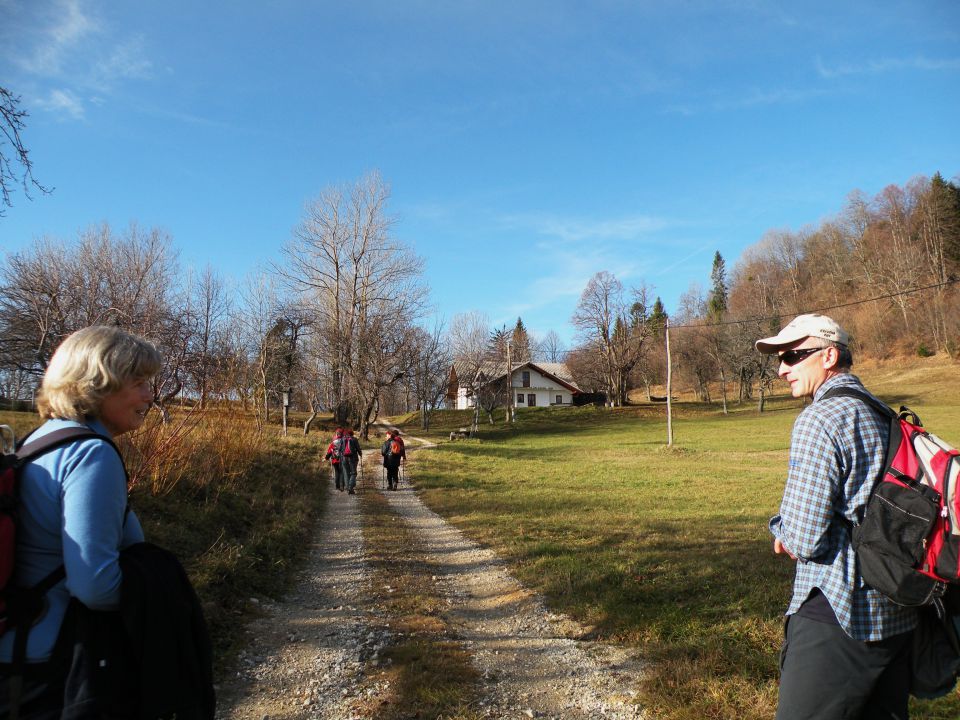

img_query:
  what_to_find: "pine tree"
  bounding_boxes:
[931,173,960,270]
[648,297,668,337]
[488,325,510,358]
[708,251,728,322]
[511,317,532,362]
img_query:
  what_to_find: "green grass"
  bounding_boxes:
[359,474,482,720]
[396,360,960,719]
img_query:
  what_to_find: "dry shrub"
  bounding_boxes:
[122,406,266,495]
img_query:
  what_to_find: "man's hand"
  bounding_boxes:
[773,538,797,560]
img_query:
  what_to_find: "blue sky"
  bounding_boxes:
[1,1,958,347]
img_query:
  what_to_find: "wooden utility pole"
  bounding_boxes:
[506,340,514,423]
[665,319,674,446]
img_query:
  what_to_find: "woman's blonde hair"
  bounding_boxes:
[37,326,162,421]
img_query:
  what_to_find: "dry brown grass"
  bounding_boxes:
[121,407,265,495]
[358,474,483,720]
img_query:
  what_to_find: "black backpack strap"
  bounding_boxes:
[7,563,67,720]
[16,427,114,463]
[16,427,127,485]
[7,426,125,719]
[820,386,906,529]
[819,386,898,420]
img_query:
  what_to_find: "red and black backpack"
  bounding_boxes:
[0,426,112,638]
[822,387,960,606]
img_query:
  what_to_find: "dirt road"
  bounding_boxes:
[216,436,646,720]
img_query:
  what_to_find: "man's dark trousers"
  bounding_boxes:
[386,461,400,489]
[776,614,912,720]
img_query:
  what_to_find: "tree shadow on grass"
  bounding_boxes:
[497,516,792,719]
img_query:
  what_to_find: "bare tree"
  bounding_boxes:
[408,322,451,430]
[0,224,177,380]
[535,329,565,362]
[1,87,50,215]
[184,265,230,408]
[275,172,428,432]
[234,273,283,431]
[570,271,651,406]
[448,311,490,432]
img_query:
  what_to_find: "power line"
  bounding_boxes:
[668,276,959,331]
[542,276,958,357]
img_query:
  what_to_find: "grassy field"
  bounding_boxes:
[2,355,956,716]
[399,356,960,719]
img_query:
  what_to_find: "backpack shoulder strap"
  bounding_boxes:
[820,385,908,529]
[16,427,116,463]
[819,386,898,421]
[16,426,129,485]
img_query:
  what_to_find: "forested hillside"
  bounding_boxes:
[564,173,960,407]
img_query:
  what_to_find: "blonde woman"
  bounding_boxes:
[0,326,160,718]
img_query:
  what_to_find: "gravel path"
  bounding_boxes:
[217,435,647,720]
[382,465,645,719]
[216,479,392,720]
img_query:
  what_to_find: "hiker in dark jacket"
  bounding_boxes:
[341,429,362,495]
[0,326,158,718]
[381,429,406,490]
[324,428,345,491]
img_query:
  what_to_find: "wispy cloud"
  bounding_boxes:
[92,36,153,89]
[16,0,98,77]
[34,88,85,119]
[654,242,714,276]
[9,0,154,120]
[665,86,830,115]
[502,212,670,245]
[816,55,960,78]
[492,237,649,332]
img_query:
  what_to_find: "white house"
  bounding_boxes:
[446,361,580,410]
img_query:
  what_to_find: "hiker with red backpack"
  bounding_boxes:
[0,326,214,719]
[756,314,916,720]
[381,429,405,491]
[325,428,345,491]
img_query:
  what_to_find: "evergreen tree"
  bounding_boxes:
[488,325,510,358]
[511,317,532,362]
[648,296,668,337]
[708,251,728,322]
[628,300,647,329]
[931,173,960,270]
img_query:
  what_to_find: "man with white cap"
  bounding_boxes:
[756,314,916,720]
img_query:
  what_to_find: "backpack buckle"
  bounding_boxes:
[0,426,15,456]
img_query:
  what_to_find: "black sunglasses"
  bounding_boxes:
[778,347,824,366]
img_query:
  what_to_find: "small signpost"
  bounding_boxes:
[281,388,292,436]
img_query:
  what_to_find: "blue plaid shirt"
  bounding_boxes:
[769,373,917,641]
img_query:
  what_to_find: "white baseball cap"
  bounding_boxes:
[755,313,850,354]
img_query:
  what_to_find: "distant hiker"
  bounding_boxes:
[0,325,214,719]
[381,429,406,490]
[324,428,345,491]
[341,428,362,495]
[756,314,915,720]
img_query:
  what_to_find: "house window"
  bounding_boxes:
[527,393,536,407]
[556,395,562,405]
[521,371,530,387]
[517,393,524,404]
